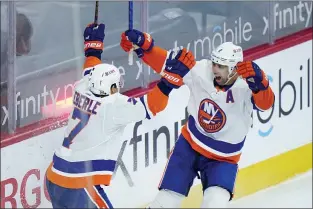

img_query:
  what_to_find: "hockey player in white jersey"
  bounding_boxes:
[45,23,195,208]
[120,29,275,208]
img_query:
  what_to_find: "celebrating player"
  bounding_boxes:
[45,23,195,209]
[120,29,275,208]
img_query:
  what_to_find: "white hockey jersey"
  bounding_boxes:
[46,57,169,189]
[140,46,274,164]
[181,59,255,164]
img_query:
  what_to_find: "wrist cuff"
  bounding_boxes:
[157,80,173,96]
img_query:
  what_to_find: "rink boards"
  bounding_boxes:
[1,32,312,208]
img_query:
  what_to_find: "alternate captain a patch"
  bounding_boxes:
[198,99,226,133]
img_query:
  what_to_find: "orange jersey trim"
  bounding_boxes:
[146,85,169,116]
[83,56,102,69]
[46,163,112,189]
[142,46,167,74]
[181,125,241,164]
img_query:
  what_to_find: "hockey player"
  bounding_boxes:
[45,23,195,208]
[120,30,275,208]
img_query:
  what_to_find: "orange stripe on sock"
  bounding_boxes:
[146,85,169,116]
[83,56,102,69]
[142,46,168,74]
[85,186,109,208]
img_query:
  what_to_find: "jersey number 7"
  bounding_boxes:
[62,107,91,148]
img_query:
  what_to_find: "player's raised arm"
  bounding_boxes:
[120,30,195,74]
[113,49,195,125]
[120,29,166,74]
[82,23,105,76]
[236,61,275,111]
[120,29,195,88]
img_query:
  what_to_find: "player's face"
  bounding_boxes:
[212,62,229,85]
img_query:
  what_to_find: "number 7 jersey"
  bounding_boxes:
[46,56,170,189]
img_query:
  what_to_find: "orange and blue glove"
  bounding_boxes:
[161,48,196,89]
[236,61,269,93]
[120,29,154,58]
[83,23,105,59]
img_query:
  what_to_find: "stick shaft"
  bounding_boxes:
[94,1,99,24]
[128,1,134,65]
[128,1,133,30]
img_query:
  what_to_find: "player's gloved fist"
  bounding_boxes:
[236,61,269,93]
[161,48,196,89]
[83,23,105,58]
[120,29,154,58]
[120,32,145,58]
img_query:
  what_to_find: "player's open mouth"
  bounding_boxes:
[215,76,222,82]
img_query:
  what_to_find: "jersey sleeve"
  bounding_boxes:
[247,86,275,111]
[112,84,170,125]
[111,95,147,125]
[251,86,275,111]
[141,46,169,74]
[251,87,275,111]
[141,46,194,88]
[82,56,102,79]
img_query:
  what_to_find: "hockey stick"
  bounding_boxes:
[128,1,140,65]
[128,1,134,65]
[128,1,133,30]
[94,1,99,25]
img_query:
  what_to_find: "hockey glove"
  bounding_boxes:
[83,23,105,59]
[161,48,196,89]
[236,61,269,93]
[120,29,154,58]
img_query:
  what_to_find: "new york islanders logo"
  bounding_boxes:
[198,99,226,133]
